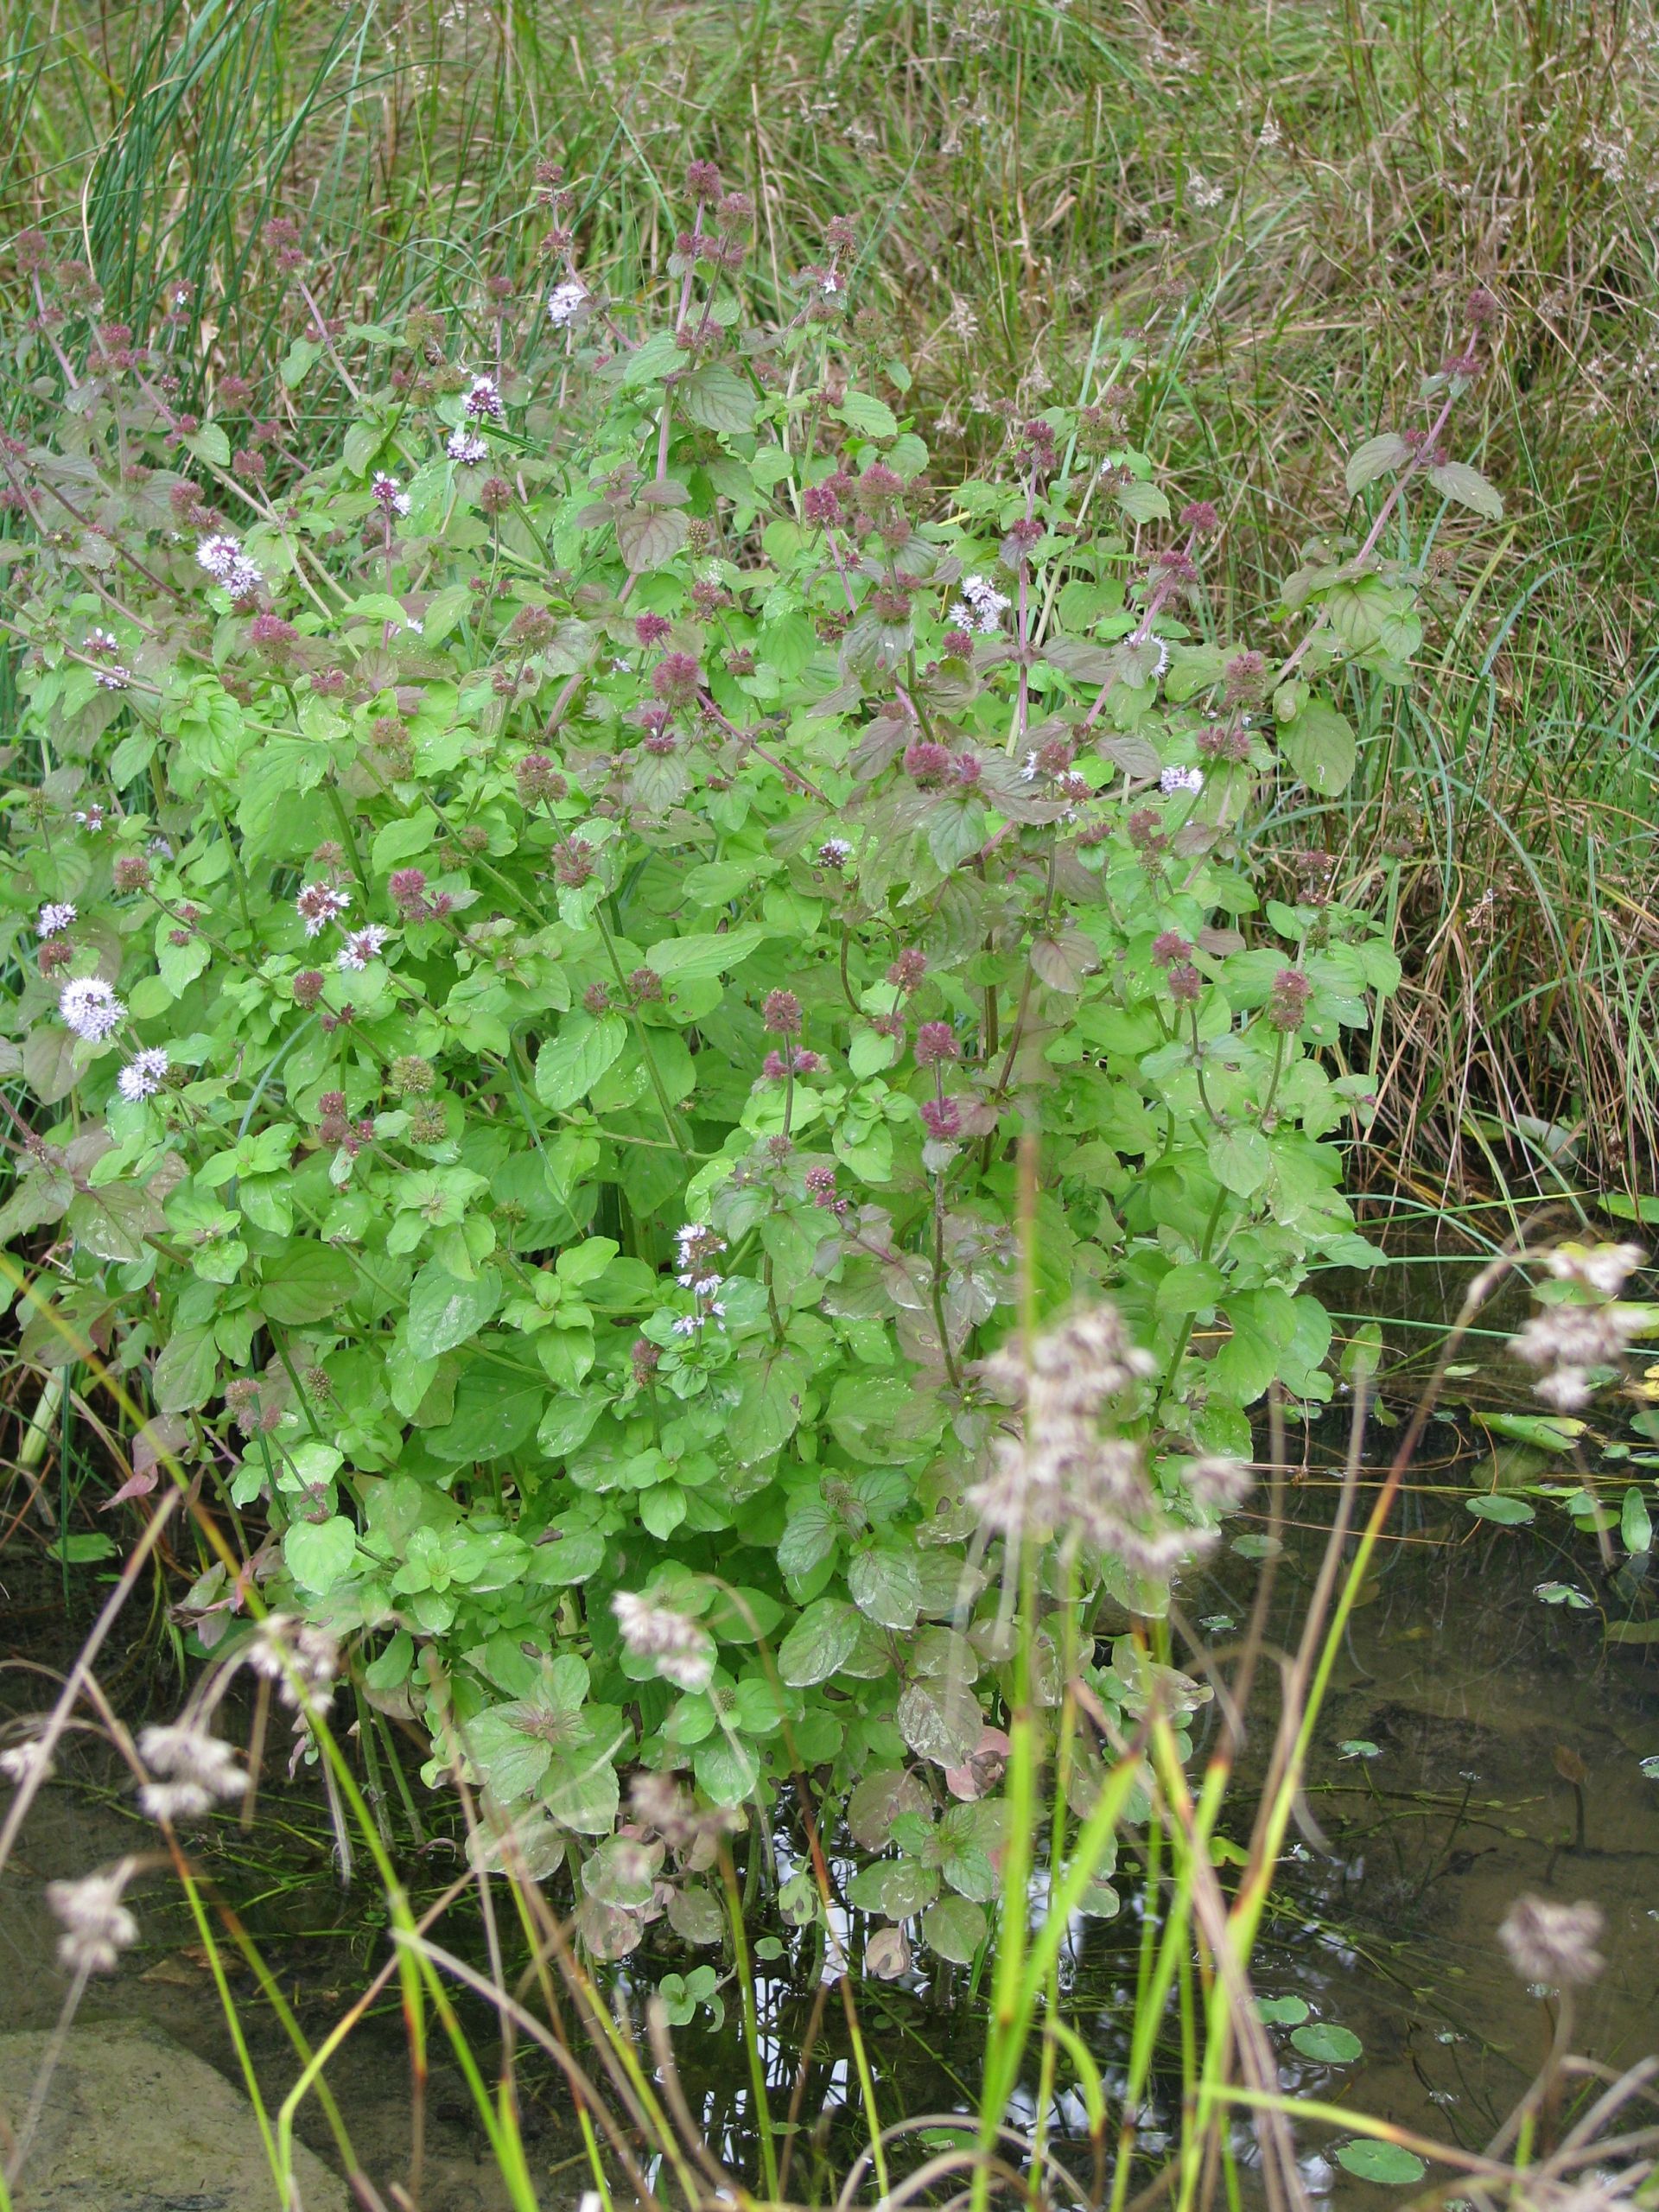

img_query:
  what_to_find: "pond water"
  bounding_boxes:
[4,1234,1656,2209]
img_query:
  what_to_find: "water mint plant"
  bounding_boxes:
[0,175,1508,1962]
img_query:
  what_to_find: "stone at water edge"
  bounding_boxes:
[0,2020,350,2211]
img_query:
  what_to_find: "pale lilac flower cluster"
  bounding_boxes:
[672,1223,728,1335]
[372,472,410,517]
[296,881,351,938]
[546,281,588,328]
[117,1046,169,1103]
[446,427,489,464]
[969,1305,1248,1580]
[195,533,264,598]
[1498,1894,1605,1987]
[337,923,390,971]
[948,574,1011,634]
[48,1862,139,1975]
[817,837,853,869]
[246,1614,340,1713]
[37,901,76,938]
[1160,764,1204,795]
[137,1721,245,1822]
[73,803,109,832]
[86,626,133,689]
[464,372,503,421]
[611,1592,715,1692]
[59,976,124,1040]
[1510,1243,1645,1410]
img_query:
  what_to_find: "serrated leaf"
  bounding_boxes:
[259,1243,356,1324]
[615,504,690,572]
[678,363,757,435]
[405,1262,500,1358]
[1114,480,1170,524]
[535,1014,628,1110]
[897,1676,983,1767]
[1278,700,1357,796]
[919,1896,987,1963]
[152,1324,219,1412]
[1344,434,1412,495]
[1209,1127,1271,1195]
[848,1545,922,1630]
[1428,459,1503,520]
[285,1515,357,1594]
[778,1597,861,1687]
[837,391,899,439]
[644,924,767,981]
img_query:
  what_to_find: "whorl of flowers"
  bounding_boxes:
[464,372,504,420]
[546,281,588,328]
[246,1614,340,1713]
[446,427,489,464]
[612,1592,716,1691]
[296,881,352,938]
[37,901,76,938]
[969,1306,1244,1579]
[195,533,264,597]
[136,1721,245,1822]
[117,1046,169,1102]
[1498,1894,1605,1988]
[1160,764,1204,795]
[1510,1242,1645,1409]
[947,575,1010,634]
[48,1861,140,1975]
[58,976,124,1040]
[337,923,390,971]
[673,1222,728,1334]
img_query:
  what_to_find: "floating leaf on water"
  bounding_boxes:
[1473,1411,1587,1451]
[1338,1739,1382,1760]
[1466,1493,1535,1526]
[1290,2022,1363,2064]
[1639,1756,1659,1781]
[1535,1580,1594,1610]
[1335,2140,1427,2185]
[1256,1996,1309,2025]
[1551,1744,1588,1786]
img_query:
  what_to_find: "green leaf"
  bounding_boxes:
[1427,460,1503,519]
[644,925,768,982]
[280,336,322,388]
[1344,434,1412,494]
[1114,480,1170,524]
[1472,1411,1586,1451]
[260,1243,356,1325]
[1334,2142,1427,2185]
[1256,1996,1309,2025]
[778,1598,861,1687]
[1155,1262,1225,1316]
[615,505,690,573]
[836,391,899,439]
[371,809,439,873]
[284,1515,358,1594]
[1208,1127,1271,1195]
[535,1014,628,1111]
[1466,1493,1534,1525]
[1290,2022,1363,2065]
[1622,1485,1653,1556]
[1278,700,1357,796]
[678,363,758,435]
[920,1897,988,1964]
[896,1676,982,1767]
[848,1544,922,1630]
[153,1324,219,1412]
[406,1262,501,1359]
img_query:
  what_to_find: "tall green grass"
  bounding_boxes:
[4,0,1656,1182]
